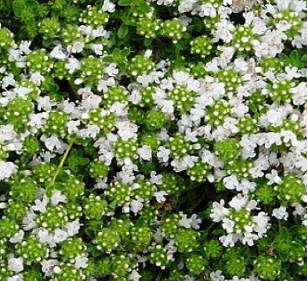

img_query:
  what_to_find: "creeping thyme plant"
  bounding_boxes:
[2,0,307,280]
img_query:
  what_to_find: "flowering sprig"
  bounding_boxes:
[0,0,307,280]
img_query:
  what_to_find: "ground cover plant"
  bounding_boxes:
[1,0,307,280]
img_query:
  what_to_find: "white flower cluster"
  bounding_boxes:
[1,0,307,280]
[210,195,270,246]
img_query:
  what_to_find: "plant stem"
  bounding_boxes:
[203,222,216,238]
[190,191,207,213]
[49,138,75,187]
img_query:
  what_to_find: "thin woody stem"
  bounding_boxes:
[48,138,75,187]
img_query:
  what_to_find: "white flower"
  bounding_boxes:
[41,259,60,276]
[105,63,119,76]
[157,146,171,163]
[190,214,202,229]
[51,190,67,206]
[200,3,217,17]
[210,270,225,281]
[223,175,239,190]
[109,102,128,116]
[130,198,144,214]
[129,270,142,281]
[40,151,56,163]
[150,171,162,185]
[222,218,235,233]
[97,77,116,92]
[65,57,81,74]
[212,19,235,43]
[219,233,239,247]
[102,0,116,12]
[265,169,282,185]
[30,72,45,85]
[44,135,63,152]
[37,229,53,245]
[2,74,15,88]
[154,191,168,203]
[71,42,84,53]
[266,109,283,127]
[65,220,81,236]
[78,125,100,138]
[19,40,31,53]
[0,161,18,181]
[53,229,69,243]
[9,230,24,244]
[253,212,270,238]
[272,206,288,220]
[22,210,37,230]
[242,232,258,246]
[50,45,68,60]
[91,44,103,55]
[37,96,54,111]
[8,275,23,281]
[75,255,88,269]
[183,275,195,281]
[8,257,24,273]
[67,120,80,134]
[0,124,16,141]
[210,200,229,222]
[116,120,138,141]
[179,214,193,228]
[32,195,49,213]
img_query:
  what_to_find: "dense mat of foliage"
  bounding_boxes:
[1,0,307,280]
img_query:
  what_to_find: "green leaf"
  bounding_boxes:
[42,38,53,48]
[301,54,307,63]
[144,38,153,47]
[279,251,289,262]
[53,183,65,191]
[113,48,121,58]
[102,55,114,63]
[120,48,130,57]
[278,53,288,61]
[57,170,70,181]
[118,24,128,39]
[272,240,289,254]
[12,0,25,17]
[135,217,145,227]
[289,50,300,61]
[275,227,290,242]
[87,244,101,258]
[25,17,37,37]
[77,157,90,165]
[118,0,133,6]
[212,229,224,236]
[67,149,89,173]
[139,0,151,13]
[288,241,300,249]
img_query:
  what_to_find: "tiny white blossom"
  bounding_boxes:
[51,190,67,206]
[53,229,69,243]
[272,206,288,220]
[154,191,168,203]
[8,275,23,281]
[8,257,24,273]
[41,259,60,276]
[0,161,18,181]
[9,230,24,244]
[137,145,152,161]
[75,255,88,269]
[50,45,68,60]
[102,0,116,12]
[65,220,81,236]
[129,270,142,281]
